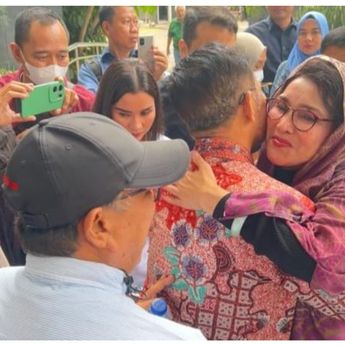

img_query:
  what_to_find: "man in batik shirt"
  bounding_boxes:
[147,44,317,340]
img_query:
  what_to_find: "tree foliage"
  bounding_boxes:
[62,6,104,44]
[63,6,159,44]
[243,6,345,29]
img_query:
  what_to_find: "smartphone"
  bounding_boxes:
[138,35,154,69]
[17,81,65,118]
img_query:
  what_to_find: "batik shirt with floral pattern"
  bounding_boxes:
[148,138,314,340]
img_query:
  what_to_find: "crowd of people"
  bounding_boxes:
[0,5,345,340]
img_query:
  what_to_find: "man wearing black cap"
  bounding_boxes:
[0,112,204,340]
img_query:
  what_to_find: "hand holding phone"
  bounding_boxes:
[151,47,168,81]
[0,81,36,126]
[17,81,65,118]
[138,35,155,70]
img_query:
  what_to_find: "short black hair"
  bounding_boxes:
[167,43,252,132]
[183,7,238,48]
[99,6,135,26]
[15,7,69,47]
[99,6,116,25]
[321,26,345,53]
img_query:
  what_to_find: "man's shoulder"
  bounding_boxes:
[246,17,270,35]
[72,82,95,97]
[80,55,102,76]
[169,18,181,31]
[83,54,102,67]
[71,82,95,110]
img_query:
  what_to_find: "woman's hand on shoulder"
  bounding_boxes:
[162,151,229,214]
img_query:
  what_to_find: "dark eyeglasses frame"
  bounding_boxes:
[266,97,333,132]
[118,188,161,202]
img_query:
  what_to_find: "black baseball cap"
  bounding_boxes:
[3,112,190,229]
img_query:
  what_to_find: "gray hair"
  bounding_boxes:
[167,43,253,132]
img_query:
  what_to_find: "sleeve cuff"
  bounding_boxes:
[212,193,231,219]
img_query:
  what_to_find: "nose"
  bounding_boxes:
[275,109,294,133]
[130,115,143,131]
[305,32,313,40]
[130,21,139,33]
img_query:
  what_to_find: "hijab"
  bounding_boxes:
[259,55,345,295]
[287,11,329,74]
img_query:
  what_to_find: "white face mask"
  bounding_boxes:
[24,61,68,85]
[254,70,264,83]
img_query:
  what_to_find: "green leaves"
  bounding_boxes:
[171,278,188,290]
[163,246,179,266]
[188,285,206,304]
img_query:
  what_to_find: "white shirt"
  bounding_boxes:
[130,133,170,287]
[0,254,205,340]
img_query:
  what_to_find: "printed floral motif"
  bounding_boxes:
[163,246,209,304]
[181,255,207,284]
[195,215,223,246]
[171,220,193,249]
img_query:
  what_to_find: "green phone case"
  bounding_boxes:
[18,81,65,118]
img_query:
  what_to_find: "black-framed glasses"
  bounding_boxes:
[118,188,161,202]
[266,98,333,132]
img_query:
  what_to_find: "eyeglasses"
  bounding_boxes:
[266,98,333,132]
[118,188,161,202]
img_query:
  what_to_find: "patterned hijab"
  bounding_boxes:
[287,11,329,74]
[258,55,345,294]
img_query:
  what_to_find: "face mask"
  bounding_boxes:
[254,70,264,83]
[24,61,68,85]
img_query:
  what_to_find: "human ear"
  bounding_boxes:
[10,42,24,64]
[242,91,256,123]
[79,207,109,249]
[178,39,189,59]
[101,21,111,36]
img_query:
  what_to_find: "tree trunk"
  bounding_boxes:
[79,6,94,42]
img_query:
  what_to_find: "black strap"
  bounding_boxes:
[241,214,316,282]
